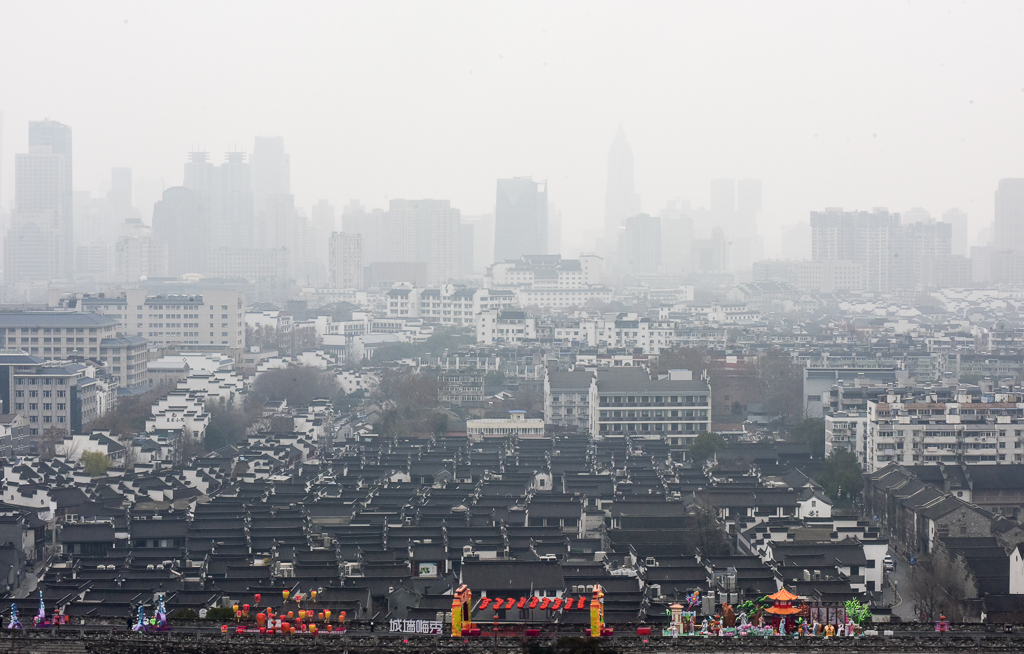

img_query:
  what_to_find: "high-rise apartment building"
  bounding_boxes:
[329,232,363,289]
[604,127,640,253]
[994,179,1024,253]
[941,208,969,257]
[5,121,73,282]
[810,208,901,293]
[620,213,662,276]
[494,177,548,262]
[29,121,73,275]
[153,186,208,276]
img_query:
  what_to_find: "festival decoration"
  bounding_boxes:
[450,584,473,637]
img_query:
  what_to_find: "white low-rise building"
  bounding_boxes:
[467,411,545,441]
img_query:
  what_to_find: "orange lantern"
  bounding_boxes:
[256,613,266,625]
[288,611,294,619]
[339,611,346,623]
[318,612,324,621]
[327,624,334,632]
[311,590,318,601]
[289,627,296,635]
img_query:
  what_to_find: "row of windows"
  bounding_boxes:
[15,378,67,385]
[15,390,66,397]
[15,403,66,411]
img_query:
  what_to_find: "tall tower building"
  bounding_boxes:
[152,186,208,276]
[810,208,900,293]
[5,121,72,281]
[494,177,548,262]
[994,179,1024,253]
[604,127,640,253]
[387,199,461,286]
[941,208,969,257]
[329,232,363,289]
[621,213,662,276]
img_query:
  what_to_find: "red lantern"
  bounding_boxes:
[255,593,261,604]
[327,625,334,632]
[491,598,503,610]
[528,597,539,609]
[516,597,526,609]
[221,625,228,633]
[256,614,266,625]
[259,626,266,634]
[243,604,250,613]
[551,598,563,610]
[539,597,551,610]
[577,597,586,609]
[479,598,491,610]
[339,611,346,622]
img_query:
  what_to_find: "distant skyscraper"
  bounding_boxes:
[994,179,1024,253]
[810,208,901,293]
[329,232,363,289]
[604,127,640,252]
[152,186,208,275]
[0,111,4,210]
[251,136,290,214]
[387,199,461,285]
[5,120,72,281]
[621,213,662,276]
[941,208,969,257]
[736,179,762,232]
[710,179,736,228]
[184,151,254,250]
[548,202,562,256]
[494,177,547,262]
[660,199,694,274]
[312,199,336,276]
[461,213,495,275]
[109,168,133,219]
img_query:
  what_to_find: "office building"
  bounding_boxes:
[387,286,516,326]
[69,288,245,350]
[494,177,548,262]
[994,179,1024,253]
[0,312,147,390]
[810,208,901,293]
[604,127,640,252]
[329,232,363,289]
[587,367,711,443]
[152,186,208,275]
[5,121,72,282]
[620,213,662,276]
[207,247,289,282]
[29,120,73,277]
[114,235,169,283]
[941,208,969,257]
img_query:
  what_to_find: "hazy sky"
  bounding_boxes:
[2,0,1023,256]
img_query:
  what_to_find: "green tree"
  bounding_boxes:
[689,431,724,464]
[81,450,111,477]
[790,418,826,458]
[815,449,864,505]
[248,366,339,408]
[204,402,253,451]
[484,370,506,386]
[844,598,872,625]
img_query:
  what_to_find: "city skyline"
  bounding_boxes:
[2,1,1023,255]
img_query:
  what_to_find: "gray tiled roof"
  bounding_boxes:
[0,312,118,328]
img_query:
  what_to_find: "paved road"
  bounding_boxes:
[886,546,919,622]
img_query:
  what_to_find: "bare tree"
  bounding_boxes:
[38,427,70,460]
[905,548,972,622]
[118,432,139,470]
[174,425,203,466]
